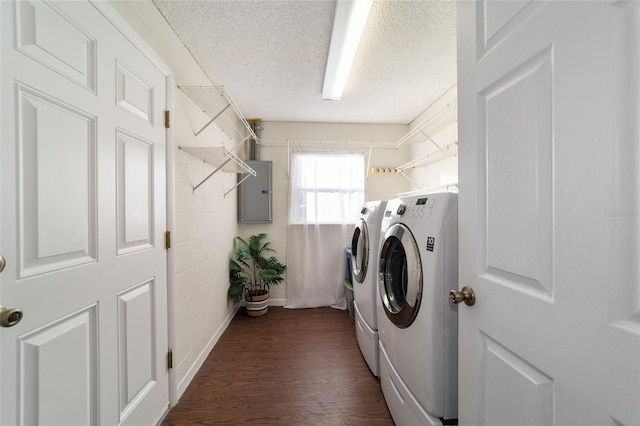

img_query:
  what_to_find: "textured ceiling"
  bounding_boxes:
[153,0,457,124]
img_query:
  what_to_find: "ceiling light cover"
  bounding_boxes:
[322,0,373,101]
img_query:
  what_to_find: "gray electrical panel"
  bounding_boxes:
[239,160,272,223]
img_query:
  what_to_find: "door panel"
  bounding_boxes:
[117,279,157,420]
[482,49,553,298]
[15,0,97,92]
[117,130,154,254]
[20,305,98,426]
[480,333,553,426]
[116,60,155,125]
[1,1,169,425]
[458,1,640,425]
[17,84,98,277]
[478,0,541,58]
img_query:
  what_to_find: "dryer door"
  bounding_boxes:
[379,223,422,328]
[351,219,369,284]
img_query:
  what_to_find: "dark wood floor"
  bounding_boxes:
[161,306,393,425]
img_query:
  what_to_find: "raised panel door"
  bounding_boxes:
[0,1,169,425]
[457,1,640,424]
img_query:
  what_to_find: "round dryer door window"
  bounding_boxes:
[351,219,369,284]
[378,223,422,328]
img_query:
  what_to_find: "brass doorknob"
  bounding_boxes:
[0,306,23,327]
[449,286,476,306]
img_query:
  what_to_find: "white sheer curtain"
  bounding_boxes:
[285,151,364,309]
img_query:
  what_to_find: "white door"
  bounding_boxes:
[457,1,640,425]
[0,1,169,425]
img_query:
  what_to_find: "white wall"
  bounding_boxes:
[239,121,411,303]
[173,94,240,396]
[407,86,459,191]
[111,0,240,401]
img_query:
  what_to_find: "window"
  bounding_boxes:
[289,151,365,224]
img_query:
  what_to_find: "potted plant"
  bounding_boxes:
[228,233,286,317]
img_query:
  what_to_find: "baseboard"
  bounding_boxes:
[269,298,287,307]
[154,403,170,426]
[176,305,239,401]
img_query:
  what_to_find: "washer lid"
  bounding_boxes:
[351,219,369,283]
[379,223,422,328]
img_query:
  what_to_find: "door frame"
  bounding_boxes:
[88,0,178,407]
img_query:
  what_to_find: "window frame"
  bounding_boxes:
[289,150,365,225]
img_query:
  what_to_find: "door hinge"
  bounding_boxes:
[164,110,171,129]
[165,231,171,249]
[168,349,173,370]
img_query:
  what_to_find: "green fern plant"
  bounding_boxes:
[228,233,286,305]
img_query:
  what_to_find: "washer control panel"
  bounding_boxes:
[405,197,435,219]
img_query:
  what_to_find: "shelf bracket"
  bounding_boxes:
[421,129,446,154]
[229,134,252,153]
[398,170,423,189]
[178,146,256,195]
[224,172,253,198]
[192,158,232,193]
[194,103,231,137]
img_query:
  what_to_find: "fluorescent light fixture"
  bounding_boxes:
[322,0,373,101]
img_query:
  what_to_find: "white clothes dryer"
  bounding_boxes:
[377,193,458,425]
[351,200,387,377]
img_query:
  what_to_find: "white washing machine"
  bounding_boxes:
[351,200,387,377]
[377,193,458,425]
